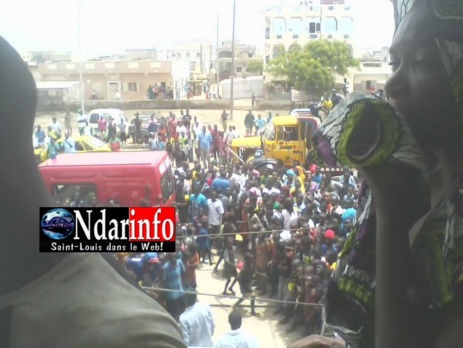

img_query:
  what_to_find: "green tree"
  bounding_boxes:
[246,59,264,73]
[267,40,358,94]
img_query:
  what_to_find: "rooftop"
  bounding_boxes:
[39,151,170,167]
[272,115,299,126]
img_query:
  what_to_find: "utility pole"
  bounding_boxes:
[230,0,236,120]
[77,0,85,113]
[216,13,220,97]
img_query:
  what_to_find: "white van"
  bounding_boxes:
[87,108,128,133]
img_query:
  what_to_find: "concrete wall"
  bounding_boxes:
[220,78,265,99]
[35,99,292,113]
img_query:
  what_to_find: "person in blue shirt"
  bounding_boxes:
[197,219,212,265]
[321,230,338,256]
[34,125,46,145]
[313,167,322,185]
[148,114,158,134]
[212,169,230,194]
[197,126,212,168]
[254,114,267,135]
[158,136,166,151]
[189,184,208,220]
[62,133,76,153]
[47,138,60,159]
[162,253,186,322]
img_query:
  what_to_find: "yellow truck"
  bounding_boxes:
[229,109,348,175]
[229,111,320,167]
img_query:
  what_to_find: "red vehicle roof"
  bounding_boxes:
[39,151,169,167]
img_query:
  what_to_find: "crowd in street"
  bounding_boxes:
[105,109,359,347]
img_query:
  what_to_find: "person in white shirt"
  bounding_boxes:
[83,121,93,137]
[214,310,258,348]
[207,190,224,237]
[180,288,215,347]
[51,117,61,137]
[176,122,188,137]
[149,133,159,151]
[192,121,201,138]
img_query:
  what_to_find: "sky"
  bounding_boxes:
[0,0,395,55]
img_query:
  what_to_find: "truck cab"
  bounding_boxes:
[230,113,320,169]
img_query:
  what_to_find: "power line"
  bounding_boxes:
[251,0,291,14]
[141,286,325,308]
[176,223,350,240]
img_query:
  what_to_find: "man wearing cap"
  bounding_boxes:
[321,230,337,256]
[179,288,215,347]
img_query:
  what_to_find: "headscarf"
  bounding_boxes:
[317,1,463,346]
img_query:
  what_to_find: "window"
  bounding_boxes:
[272,45,286,58]
[289,43,302,51]
[128,82,138,92]
[74,141,86,151]
[279,126,299,141]
[305,17,321,33]
[197,52,201,58]
[236,67,242,73]
[161,169,175,203]
[288,17,303,34]
[272,18,286,35]
[186,53,190,58]
[265,27,270,39]
[52,183,97,206]
[263,122,276,141]
[322,17,338,32]
[339,17,354,34]
[190,62,197,71]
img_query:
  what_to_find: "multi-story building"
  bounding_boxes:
[216,40,261,82]
[156,40,213,80]
[31,51,72,63]
[264,0,354,64]
[33,60,175,100]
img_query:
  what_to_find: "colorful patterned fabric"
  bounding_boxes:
[313,1,463,346]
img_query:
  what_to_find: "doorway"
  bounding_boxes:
[108,82,120,100]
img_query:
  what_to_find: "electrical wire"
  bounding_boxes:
[251,0,291,14]
[176,223,349,240]
[141,286,325,308]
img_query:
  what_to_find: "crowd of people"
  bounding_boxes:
[112,111,360,345]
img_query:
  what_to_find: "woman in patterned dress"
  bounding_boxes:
[312,1,463,347]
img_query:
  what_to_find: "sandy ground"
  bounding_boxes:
[35,108,290,139]
[193,253,308,348]
[34,107,308,347]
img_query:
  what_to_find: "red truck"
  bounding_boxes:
[39,151,176,207]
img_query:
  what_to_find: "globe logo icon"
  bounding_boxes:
[41,208,75,240]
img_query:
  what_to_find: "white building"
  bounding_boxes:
[264,0,354,64]
[157,40,213,80]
